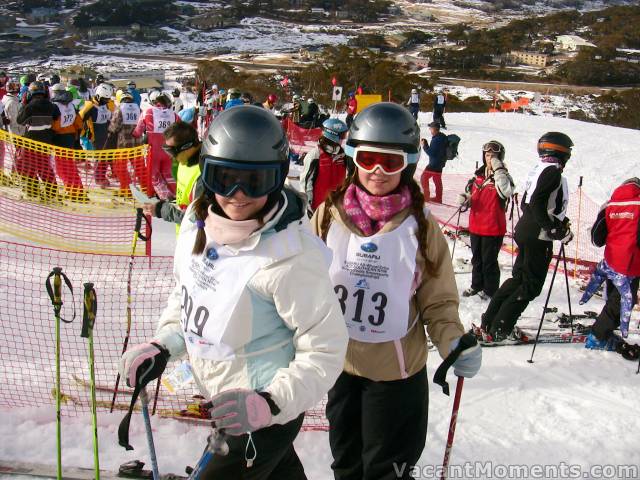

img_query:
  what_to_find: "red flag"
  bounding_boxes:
[331,76,337,86]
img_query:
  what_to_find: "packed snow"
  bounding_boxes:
[1,112,640,479]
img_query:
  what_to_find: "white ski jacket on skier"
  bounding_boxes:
[153,189,348,426]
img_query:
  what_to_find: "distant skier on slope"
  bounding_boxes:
[582,177,640,360]
[311,102,481,480]
[481,132,574,343]
[119,106,348,478]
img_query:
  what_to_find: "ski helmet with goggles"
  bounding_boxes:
[94,83,114,101]
[267,94,277,104]
[322,118,348,144]
[200,105,289,199]
[345,102,420,180]
[482,140,505,162]
[537,132,573,164]
[148,89,162,103]
[27,81,46,98]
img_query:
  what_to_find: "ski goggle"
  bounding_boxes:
[482,142,503,153]
[345,144,418,175]
[162,140,194,157]
[201,157,283,198]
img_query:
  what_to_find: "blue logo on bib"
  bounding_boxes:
[359,326,366,332]
[361,242,378,253]
[206,247,219,260]
[355,278,370,290]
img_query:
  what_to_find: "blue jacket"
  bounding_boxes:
[127,87,141,106]
[225,98,244,110]
[423,132,448,172]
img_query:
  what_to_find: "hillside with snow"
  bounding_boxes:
[1,112,639,479]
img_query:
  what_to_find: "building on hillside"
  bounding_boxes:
[555,35,596,52]
[615,48,640,63]
[385,33,410,49]
[510,51,549,67]
[189,11,239,29]
[109,70,166,82]
[87,24,168,41]
[25,7,59,24]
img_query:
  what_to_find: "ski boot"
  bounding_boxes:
[615,341,640,361]
[584,332,622,351]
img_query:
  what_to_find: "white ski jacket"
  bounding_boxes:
[153,189,348,426]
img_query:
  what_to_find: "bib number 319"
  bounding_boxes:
[181,285,209,336]
[334,284,387,326]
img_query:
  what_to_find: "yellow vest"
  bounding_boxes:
[175,162,201,235]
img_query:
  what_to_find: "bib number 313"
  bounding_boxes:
[334,284,387,326]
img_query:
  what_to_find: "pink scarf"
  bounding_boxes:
[204,204,278,245]
[343,184,412,236]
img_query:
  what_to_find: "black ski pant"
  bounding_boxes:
[327,368,428,480]
[201,414,306,480]
[592,277,640,341]
[470,234,503,297]
[482,236,553,336]
[433,108,446,128]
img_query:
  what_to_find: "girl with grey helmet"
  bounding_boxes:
[311,102,481,480]
[300,117,348,213]
[119,105,348,479]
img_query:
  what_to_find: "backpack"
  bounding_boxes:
[445,134,460,161]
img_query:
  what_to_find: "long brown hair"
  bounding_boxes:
[320,172,438,277]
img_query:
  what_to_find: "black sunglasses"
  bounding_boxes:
[161,141,194,157]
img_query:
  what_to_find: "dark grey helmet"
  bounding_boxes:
[202,105,289,164]
[347,102,420,154]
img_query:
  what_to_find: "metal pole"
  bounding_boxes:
[440,377,465,480]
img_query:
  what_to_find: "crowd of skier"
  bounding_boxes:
[1,68,639,479]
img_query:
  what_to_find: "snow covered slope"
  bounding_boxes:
[1,112,639,479]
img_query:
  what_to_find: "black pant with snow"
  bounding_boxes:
[592,277,640,341]
[326,368,428,480]
[200,414,306,480]
[433,108,446,128]
[470,234,504,296]
[482,235,553,336]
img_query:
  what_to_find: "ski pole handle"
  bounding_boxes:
[433,332,477,396]
[135,207,152,242]
[53,267,62,307]
[81,283,96,339]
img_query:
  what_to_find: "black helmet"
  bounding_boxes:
[482,140,505,162]
[346,102,420,181]
[200,105,289,199]
[537,132,573,163]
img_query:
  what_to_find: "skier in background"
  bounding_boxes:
[345,91,357,128]
[119,106,347,479]
[582,177,640,360]
[433,88,447,129]
[480,132,574,343]
[419,121,448,204]
[311,102,481,480]
[457,141,514,299]
[406,88,420,120]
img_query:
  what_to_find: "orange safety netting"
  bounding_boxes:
[0,240,329,431]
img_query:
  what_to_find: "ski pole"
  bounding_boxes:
[573,176,583,279]
[140,388,160,480]
[187,423,229,480]
[528,247,562,364]
[111,208,148,412]
[560,245,574,336]
[450,208,463,260]
[440,376,464,480]
[440,204,464,232]
[81,282,100,480]
[45,267,75,480]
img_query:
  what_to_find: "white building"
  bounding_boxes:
[555,35,596,52]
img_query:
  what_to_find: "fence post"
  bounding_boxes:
[573,176,583,279]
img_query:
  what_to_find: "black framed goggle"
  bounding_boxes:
[482,142,502,153]
[161,141,194,157]
[201,157,283,198]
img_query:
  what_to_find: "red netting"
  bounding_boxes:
[282,117,322,155]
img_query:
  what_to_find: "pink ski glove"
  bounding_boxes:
[210,389,277,436]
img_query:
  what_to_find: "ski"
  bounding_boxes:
[119,460,187,480]
[0,460,186,480]
[473,324,588,347]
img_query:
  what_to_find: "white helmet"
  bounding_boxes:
[51,83,67,93]
[308,98,315,104]
[94,83,114,100]
[148,89,162,103]
[411,88,417,94]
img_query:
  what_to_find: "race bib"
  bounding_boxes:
[95,105,111,124]
[327,216,419,343]
[152,107,174,133]
[56,102,76,129]
[120,103,140,125]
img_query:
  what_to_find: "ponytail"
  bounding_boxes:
[407,179,438,278]
[191,194,211,255]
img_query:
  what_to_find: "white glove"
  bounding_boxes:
[457,193,470,207]
[490,157,505,171]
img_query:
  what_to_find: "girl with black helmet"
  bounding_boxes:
[457,140,514,300]
[311,102,481,480]
[481,132,574,343]
[119,105,348,479]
